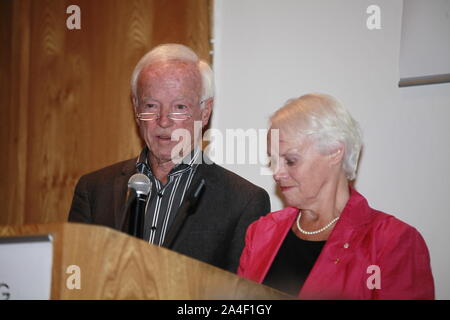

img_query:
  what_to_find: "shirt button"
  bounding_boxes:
[334,258,340,264]
[151,226,157,231]
[343,243,349,249]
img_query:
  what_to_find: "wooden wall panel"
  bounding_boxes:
[0,0,212,225]
[0,0,31,225]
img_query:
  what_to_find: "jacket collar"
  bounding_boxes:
[299,188,375,299]
[335,187,374,229]
[248,187,376,287]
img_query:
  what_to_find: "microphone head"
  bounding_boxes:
[128,173,152,196]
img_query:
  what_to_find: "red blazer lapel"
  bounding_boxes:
[299,188,375,299]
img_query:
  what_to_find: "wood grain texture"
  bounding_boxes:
[0,0,31,225]
[0,223,290,300]
[0,0,212,225]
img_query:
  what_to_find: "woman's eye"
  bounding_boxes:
[145,103,157,109]
[285,158,296,166]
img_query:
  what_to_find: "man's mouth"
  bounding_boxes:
[156,135,171,141]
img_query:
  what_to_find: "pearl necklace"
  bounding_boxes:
[296,211,340,235]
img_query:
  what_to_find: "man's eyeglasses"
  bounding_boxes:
[136,112,192,121]
[136,99,208,121]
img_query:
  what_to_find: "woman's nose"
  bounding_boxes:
[272,163,286,182]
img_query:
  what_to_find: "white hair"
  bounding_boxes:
[270,93,363,180]
[130,43,214,107]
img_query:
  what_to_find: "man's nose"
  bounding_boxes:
[157,112,173,128]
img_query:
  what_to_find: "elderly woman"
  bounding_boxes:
[238,93,434,299]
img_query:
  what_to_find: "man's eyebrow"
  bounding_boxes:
[138,97,155,103]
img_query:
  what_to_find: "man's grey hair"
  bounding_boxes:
[130,43,214,107]
[270,93,363,180]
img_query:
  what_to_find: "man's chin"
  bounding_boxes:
[150,155,174,165]
[147,142,194,164]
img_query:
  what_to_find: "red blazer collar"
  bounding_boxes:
[253,187,375,284]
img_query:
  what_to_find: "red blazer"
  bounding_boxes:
[238,189,435,299]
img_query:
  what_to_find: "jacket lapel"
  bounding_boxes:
[299,188,374,299]
[251,208,298,283]
[255,207,298,283]
[113,159,137,231]
[166,162,213,249]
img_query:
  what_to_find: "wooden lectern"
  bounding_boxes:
[0,223,289,299]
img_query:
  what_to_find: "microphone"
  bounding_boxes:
[127,173,152,239]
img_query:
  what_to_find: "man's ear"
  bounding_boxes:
[131,95,140,126]
[201,98,213,128]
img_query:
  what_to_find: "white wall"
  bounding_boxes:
[212,0,450,299]
[399,0,450,78]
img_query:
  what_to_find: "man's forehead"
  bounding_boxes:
[137,60,202,97]
[140,60,199,78]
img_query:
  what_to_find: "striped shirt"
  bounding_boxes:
[136,147,201,245]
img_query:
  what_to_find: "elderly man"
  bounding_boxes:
[68,44,270,272]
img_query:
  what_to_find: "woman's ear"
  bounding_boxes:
[329,144,345,166]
